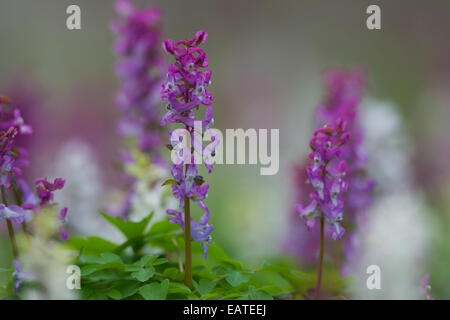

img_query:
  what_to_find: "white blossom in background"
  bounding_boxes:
[18,210,78,300]
[51,140,122,242]
[128,174,177,223]
[352,99,431,299]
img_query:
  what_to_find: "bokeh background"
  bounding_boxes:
[1,0,449,299]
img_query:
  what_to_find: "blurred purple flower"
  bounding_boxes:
[421,274,434,300]
[12,259,23,295]
[35,177,66,207]
[286,69,374,271]
[0,204,26,224]
[111,0,165,155]
[0,96,32,190]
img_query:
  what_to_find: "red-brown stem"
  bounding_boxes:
[314,217,325,300]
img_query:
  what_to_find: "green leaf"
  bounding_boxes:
[226,270,251,287]
[86,270,120,281]
[66,236,118,254]
[0,267,12,273]
[81,265,99,276]
[200,292,221,300]
[131,267,155,282]
[248,285,273,300]
[161,179,179,186]
[150,258,169,266]
[145,219,180,242]
[196,279,215,296]
[205,244,243,270]
[96,253,123,264]
[133,255,157,267]
[222,293,244,299]
[100,212,153,240]
[139,279,169,300]
[257,263,312,282]
[168,282,191,295]
[211,265,229,277]
[106,289,122,300]
[114,281,140,299]
[124,265,142,272]
[162,267,183,281]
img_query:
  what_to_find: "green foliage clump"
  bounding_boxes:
[66,212,314,300]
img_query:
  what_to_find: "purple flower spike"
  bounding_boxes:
[112,0,165,157]
[286,69,374,274]
[296,122,350,240]
[161,30,217,258]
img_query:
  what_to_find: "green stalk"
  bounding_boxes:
[184,192,192,289]
[314,216,324,300]
[11,182,27,233]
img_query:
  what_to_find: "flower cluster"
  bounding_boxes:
[111,0,168,219]
[317,70,374,272]
[0,95,33,225]
[160,30,217,258]
[287,69,374,269]
[32,177,68,241]
[0,96,31,190]
[0,95,69,295]
[296,121,350,240]
[112,0,165,156]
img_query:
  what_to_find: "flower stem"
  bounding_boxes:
[1,186,19,259]
[11,183,27,233]
[314,216,325,300]
[184,193,192,289]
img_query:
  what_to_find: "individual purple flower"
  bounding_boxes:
[167,209,213,259]
[34,177,66,206]
[12,259,35,295]
[296,122,350,240]
[0,204,26,224]
[421,274,434,300]
[12,259,23,295]
[161,30,217,258]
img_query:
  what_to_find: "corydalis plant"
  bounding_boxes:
[286,70,373,279]
[296,122,350,241]
[296,120,350,299]
[0,95,33,259]
[160,30,216,288]
[111,0,169,220]
[316,69,374,275]
[0,95,69,295]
